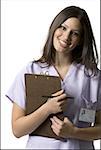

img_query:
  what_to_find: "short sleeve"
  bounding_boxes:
[5,62,33,110]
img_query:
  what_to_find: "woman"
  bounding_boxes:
[6,6,101,149]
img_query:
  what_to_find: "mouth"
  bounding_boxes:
[59,39,71,48]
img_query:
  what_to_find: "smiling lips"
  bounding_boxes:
[59,39,71,48]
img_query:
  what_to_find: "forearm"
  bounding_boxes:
[72,125,101,141]
[13,103,49,138]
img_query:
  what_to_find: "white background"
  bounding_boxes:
[1,0,101,149]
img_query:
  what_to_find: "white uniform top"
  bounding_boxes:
[6,61,101,149]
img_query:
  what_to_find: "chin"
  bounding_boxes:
[57,49,68,53]
[55,46,66,51]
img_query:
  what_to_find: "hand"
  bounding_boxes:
[50,116,75,138]
[46,90,67,114]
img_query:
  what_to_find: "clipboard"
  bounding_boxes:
[25,74,67,140]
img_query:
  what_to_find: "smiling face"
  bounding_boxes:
[53,17,82,54]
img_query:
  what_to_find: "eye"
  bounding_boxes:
[60,25,66,31]
[72,31,80,37]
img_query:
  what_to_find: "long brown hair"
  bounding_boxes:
[36,6,98,76]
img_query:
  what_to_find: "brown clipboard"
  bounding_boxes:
[25,74,67,140]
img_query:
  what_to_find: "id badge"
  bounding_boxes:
[79,108,96,123]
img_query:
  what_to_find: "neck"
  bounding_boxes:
[54,52,72,67]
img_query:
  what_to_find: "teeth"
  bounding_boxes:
[59,40,67,46]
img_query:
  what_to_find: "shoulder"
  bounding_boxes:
[73,63,85,76]
[17,60,39,75]
[17,60,49,75]
[75,63,101,78]
[75,63,85,70]
[12,61,34,83]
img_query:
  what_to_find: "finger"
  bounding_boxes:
[52,89,64,96]
[51,124,59,136]
[63,117,69,123]
[50,118,61,129]
[59,100,65,107]
[57,93,67,101]
[64,117,72,125]
[52,116,63,125]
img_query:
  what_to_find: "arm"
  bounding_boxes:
[73,110,101,141]
[12,102,50,138]
[12,90,67,138]
[50,110,101,141]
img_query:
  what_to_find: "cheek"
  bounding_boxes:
[53,36,58,50]
[54,29,62,37]
[70,38,80,50]
[53,30,61,46]
[73,38,80,45]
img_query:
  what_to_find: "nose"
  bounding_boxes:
[62,30,71,41]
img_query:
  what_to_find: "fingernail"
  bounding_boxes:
[53,116,56,119]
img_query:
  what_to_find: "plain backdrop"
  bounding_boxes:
[1,0,101,149]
